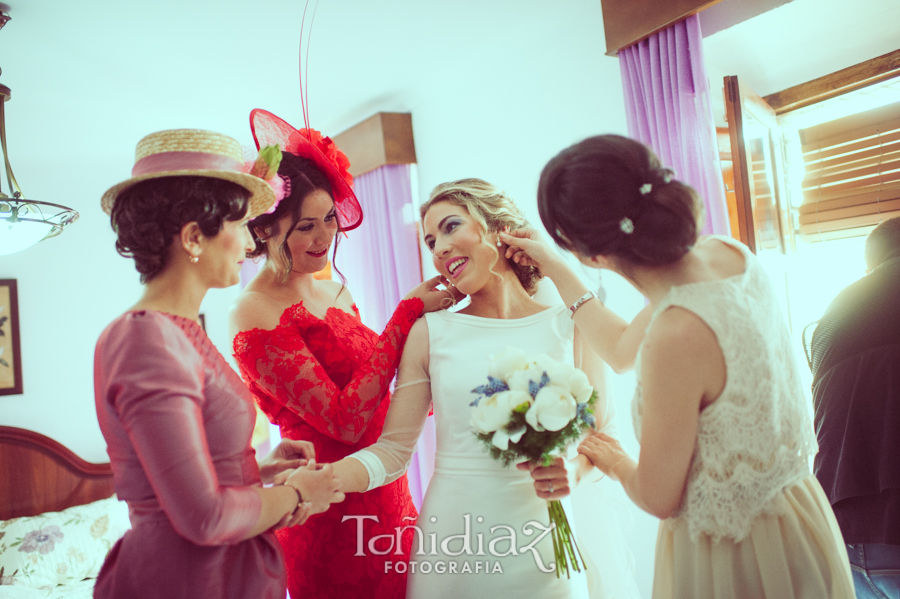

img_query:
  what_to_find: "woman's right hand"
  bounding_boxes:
[403,274,467,314]
[283,460,345,515]
[499,229,565,274]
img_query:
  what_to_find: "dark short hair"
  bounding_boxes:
[865,216,900,271]
[538,135,703,267]
[247,151,344,283]
[111,176,250,283]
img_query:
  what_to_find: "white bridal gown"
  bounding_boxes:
[351,305,640,599]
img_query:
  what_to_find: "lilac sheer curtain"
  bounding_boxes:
[619,14,730,236]
[338,164,435,509]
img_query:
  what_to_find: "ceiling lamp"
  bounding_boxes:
[0,7,78,256]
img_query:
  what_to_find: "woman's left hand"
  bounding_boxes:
[404,275,467,314]
[516,457,573,500]
[258,439,316,485]
[577,432,633,481]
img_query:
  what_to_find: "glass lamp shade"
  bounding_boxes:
[0,198,79,255]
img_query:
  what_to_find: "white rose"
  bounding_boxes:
[471,390,530,434]
[491,425,527,450]
[488,348,529,383]
[507,369,532,393]
[549,363,593,404]
[529,353,557,374]
[525,384,577,432]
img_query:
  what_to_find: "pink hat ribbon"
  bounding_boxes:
[132,151,243,177]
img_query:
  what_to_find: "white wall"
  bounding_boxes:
[0,2,657,595]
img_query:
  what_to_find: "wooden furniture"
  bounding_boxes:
[599,0,721,56]
[333,112,417,177]
[764,49,900,116]
[0,426,114,520]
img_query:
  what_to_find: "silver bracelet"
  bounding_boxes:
[569,290,598,318]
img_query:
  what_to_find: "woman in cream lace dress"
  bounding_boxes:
[504,135,855,599]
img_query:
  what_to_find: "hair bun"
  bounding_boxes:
[538,135,703,267]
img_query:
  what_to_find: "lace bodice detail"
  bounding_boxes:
[632,237,817,543]
[233,298,422,446]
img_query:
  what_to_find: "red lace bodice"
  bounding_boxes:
[233,298,423,599]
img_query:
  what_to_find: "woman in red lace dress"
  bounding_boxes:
[229,110,458,599]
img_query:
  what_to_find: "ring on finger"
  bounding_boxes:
[548,482,554,493]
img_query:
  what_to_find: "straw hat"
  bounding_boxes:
[101,129,276,217]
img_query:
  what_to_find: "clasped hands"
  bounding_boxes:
[259,439,345,529]
[518,430,636,499]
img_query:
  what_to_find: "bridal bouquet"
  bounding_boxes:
[469,348,597,578]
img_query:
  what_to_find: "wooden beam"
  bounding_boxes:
[333,113,417,177]
[763,48,900,115]
[600,0,722,56]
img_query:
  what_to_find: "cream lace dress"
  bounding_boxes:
[632,236,854,599]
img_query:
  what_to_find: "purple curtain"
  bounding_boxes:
[619,14,730,236]
[338,164,435,509]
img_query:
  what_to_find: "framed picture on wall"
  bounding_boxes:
[0,279,23,396]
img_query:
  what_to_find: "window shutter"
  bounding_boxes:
[798,101,900,235]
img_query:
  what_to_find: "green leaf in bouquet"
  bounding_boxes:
[513,401,531,414]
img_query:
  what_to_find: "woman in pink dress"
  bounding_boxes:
[230,110,458,599]
[93,129,344,599]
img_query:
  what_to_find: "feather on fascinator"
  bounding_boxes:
[247,0,362,230]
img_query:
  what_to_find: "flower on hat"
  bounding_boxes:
[242,145,288,214]
[288,129,354,189]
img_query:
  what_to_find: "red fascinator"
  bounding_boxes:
[249,108,363,232]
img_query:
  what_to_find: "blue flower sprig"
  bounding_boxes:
[470,376,509,406]
[470,370,554,407]
[528,372,550,399]
[577,402,596,428]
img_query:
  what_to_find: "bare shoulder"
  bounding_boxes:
[321,279,356,311]
[642,307,719,368]
[701,236,747,279]
[228,290,285,336]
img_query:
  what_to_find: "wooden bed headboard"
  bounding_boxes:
[0,426,115,520]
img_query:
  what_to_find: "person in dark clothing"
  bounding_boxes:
[811,215,900,599]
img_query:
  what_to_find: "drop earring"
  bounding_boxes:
[496,240,502,247]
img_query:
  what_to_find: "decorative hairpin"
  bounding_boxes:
[619,217,634,234]
[639,183,653,196]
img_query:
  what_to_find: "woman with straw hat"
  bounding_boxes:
[93,128,345,599]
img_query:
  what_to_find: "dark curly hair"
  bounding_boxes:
[111,176,251,283]
[538,135,703,268]
[247,151,345,284]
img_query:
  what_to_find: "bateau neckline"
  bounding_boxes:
[126,309,204,328]
[432,304,565,326]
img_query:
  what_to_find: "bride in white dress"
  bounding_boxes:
[333,179,646,599]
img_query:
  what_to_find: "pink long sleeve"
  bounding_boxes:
[96,311,262,547]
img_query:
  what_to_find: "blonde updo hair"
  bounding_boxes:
[420,178,542,295]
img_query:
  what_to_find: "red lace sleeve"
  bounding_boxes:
[233,298,423,445]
